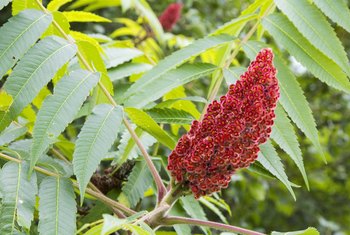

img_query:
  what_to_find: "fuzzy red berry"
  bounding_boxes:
[159,3,183,31]
[167,48,279,199]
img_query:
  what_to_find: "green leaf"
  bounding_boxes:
[0,0,11,11]
[258,141,295,200]
[122,159,160,207]
[108,62,152,82]
[125,63,217,108]
[211,13,258,35]
[12,0,41,15]
[125,108,176,149]
[62,11,111,22]
[271,104,309,189]
[313,0,350,34]
[47,0,73,11]
[104,47,143,69]
[122,34,234,105]
[101,212,150,235]
[262,13,350,93]
[73,104,123,200]
[30,70,100,172]
[0,123,27,146]
[0,161,37,233]
[274,0,350,76]
[113,127,156,166]
[38,177,76,235]
[146,108,195,125]
[1,36,77,132]
[0,9,52,79]
[37,155,73,177]
[272,227,320,235]
[180,195,209,235]
[243,41,323,160]
[199,198,228,224]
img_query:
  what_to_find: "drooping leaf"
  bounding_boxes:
[243,41,323,160]
[271,104,308,189]
[274,0,350,76]
[101,212,149,235]
[146,108,195,125]
[108,62,153,82]
[0,162,37,233]
[122,35,234,104]
[125,107,176,149]
[1,36,77,132]
[122,159,160,207]
[124,63,217,108]
[47,0,73,11]
[38,177,76,235]
[199,198,228,224]
[30,70,100,172]
[73,104,123,200]
[258,141,295,200]
[0,123,27,146]
[0,9,52,79]
[313,0,350,34]
[262,13,350,93]
[62,11,111,22]
[104,47,143,69]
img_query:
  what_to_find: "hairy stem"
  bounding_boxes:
[34,0,167,201]
[0,152,135,216]
[161,216,266,235]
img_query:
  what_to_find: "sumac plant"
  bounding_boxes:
[0,0,349,234]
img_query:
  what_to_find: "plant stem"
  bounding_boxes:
[34,0,167,202]
[0,151,135,216]
[200,3,275,120]
[161,216,266,235]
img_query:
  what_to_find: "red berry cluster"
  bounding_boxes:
[167,48,279,198]
[159,3,183,31]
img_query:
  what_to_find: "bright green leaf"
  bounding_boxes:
[73,104,123,201]
[146,108,195,125]
[62,11,111,22]
[262,13,350,93]
[47,0,73,11]
[12,0,41,15]
[0,9,52,79]
[272,227,320,235]
[31,70,100,172]
[38,177,76,235]
[125,107,176,149]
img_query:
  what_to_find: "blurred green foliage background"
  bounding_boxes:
[1,1,349,234]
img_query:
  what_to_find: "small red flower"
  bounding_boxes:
[159,3,183,31]
[167,48,279,198]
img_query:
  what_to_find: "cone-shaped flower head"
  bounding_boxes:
[159,3,183,31]
[167,48,279,198]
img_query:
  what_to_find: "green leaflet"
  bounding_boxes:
[121,159,160,207]
[30,70,100,172]
[0,162,37,233]
[262,13,350,93]
[313,0,350,34]
[108,62,153,82]
[0,9,52,79]
[272,227,320,235]
[124,63,217,108]
[104,47,143,69]
[0,123,27,146]
[73,104,123,201]
[146,108,195,125]
[125,107,176,149]
[122,34,234,105]
[12,0,41,15]
[38,177,76,235]
[47,0,73,11]
[274,0,350,76]
[271,105,309,189]
[1,36,77,132]
[243,41,323,161]
[258,141,295,200]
